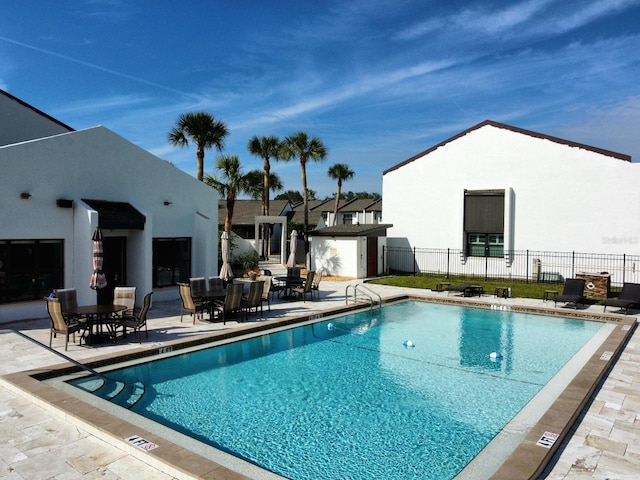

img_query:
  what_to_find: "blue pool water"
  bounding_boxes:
[70,301,603,480]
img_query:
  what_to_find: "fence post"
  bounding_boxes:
[413,247,416,277]
[572,251,575,278]
[526,250,529,284]
[447,248,450,278]
[623,253,626,284]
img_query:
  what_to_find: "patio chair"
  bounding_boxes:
[56,288,80,321]
[261,276,272,311]
[242,280,265,320]
[603,282,640,313]
[45,297,86,351]
[212,283,244,325]
[554,278,586,309]
[209,276,224,292]
[311,269,323,300]
[178,283,209,324]
[292,271,315,302]
[115,292,152,343]
[113,286,136,317]
[189,277,207,296]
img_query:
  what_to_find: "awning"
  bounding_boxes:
[82,199,146,230]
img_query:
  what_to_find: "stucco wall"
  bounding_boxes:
[309,237,361,278]
[0,126,218,322]
[383,124,640,255]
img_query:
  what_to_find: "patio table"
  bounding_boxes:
[274,276,305,300]
[67,304,127,344]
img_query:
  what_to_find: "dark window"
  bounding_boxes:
[0,240,63,304]
[343,213,353,224]
[464,190,505,257]
[153,238,191,287]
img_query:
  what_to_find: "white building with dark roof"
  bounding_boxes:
[382,120,639,282]
[0,90,218,322]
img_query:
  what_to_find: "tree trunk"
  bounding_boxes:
[301,157,308,231]
[196,146,205,181]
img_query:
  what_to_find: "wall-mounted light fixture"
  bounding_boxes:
[56,199,73,208]
[20,192,31,199]
[163,201,173,206]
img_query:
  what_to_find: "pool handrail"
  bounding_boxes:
[345,284,382,311]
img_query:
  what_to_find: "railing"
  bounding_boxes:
[346,284,382,311]
[384,246,640,288]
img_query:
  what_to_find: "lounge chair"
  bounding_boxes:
[45,297,86,351]
[115,292,152,343]
[446,284,484,297]
[554,278,586,309]
[603,282,640,313]
[178,283,209,324]
[292,271,315,302]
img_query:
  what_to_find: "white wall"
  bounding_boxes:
[0,126,218,321]
[309,237,361,278]
[383,123,640,255]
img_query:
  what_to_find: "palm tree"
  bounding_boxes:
[248,135,282,258]
[203,154,249,232]
[280,132,327,231]
[244,170,283,200]
[327,163,355,225]
[168,112,229,181]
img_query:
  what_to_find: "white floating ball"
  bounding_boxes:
[327,323,335,331]
[403,340,415,348]
[489,352,502,359]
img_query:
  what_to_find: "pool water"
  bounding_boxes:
[70,301,603,480]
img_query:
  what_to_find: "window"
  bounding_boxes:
[153,238,191,287]
[342,213,353,224]
[464,190,505,257]
[0,240,63,304]
[467,233,504,257]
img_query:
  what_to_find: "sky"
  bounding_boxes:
[1,0,640,199]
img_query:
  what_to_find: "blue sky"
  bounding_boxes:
[2,0,639,198]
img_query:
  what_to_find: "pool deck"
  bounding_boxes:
[1,269,639,479]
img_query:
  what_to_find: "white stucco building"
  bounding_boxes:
[308,224,392,279]
[0,91,218,323]
[382,120,638,283]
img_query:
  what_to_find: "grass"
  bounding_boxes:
[367,275,617,304]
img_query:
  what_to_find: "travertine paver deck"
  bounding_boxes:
[1,268,639,479]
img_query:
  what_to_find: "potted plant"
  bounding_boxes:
[241,252,260,280]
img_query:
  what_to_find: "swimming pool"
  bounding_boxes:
[66,301,606,480]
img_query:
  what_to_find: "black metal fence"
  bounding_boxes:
[384,246,640,287]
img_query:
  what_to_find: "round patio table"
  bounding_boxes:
[67,304,127,344]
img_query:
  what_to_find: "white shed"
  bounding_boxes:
[308,224,392,279]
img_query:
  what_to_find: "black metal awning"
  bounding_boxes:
[82,199,146,230]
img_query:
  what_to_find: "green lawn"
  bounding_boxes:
[367,275,616,304]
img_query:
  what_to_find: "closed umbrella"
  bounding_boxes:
[287,230,298,268]
[219,231,233,281]
[89,227,107,290]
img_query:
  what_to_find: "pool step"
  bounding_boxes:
[75,376,146,409]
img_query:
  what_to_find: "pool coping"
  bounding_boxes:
[0,295,636,480]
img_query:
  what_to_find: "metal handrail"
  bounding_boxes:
[345,284,382,311]
[12,329,144,408]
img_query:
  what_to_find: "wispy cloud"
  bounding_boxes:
[0,35,195,98]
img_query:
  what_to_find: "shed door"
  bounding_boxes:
[367,237,378,277]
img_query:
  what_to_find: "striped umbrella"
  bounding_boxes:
[89,227,107,290]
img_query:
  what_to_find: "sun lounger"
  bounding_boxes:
[554,278,585,309]
[446,284,484,297]
[603,282,640,313]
